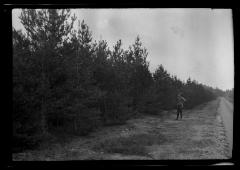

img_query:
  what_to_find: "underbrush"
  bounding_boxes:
[12,128,79,153]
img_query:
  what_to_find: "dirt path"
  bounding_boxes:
[217,97,233,158]
[13,98,231,160]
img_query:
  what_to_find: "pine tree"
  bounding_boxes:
[127,36,152,111]
[18,9,76,135]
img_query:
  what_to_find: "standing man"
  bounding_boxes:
[176,92,186,120]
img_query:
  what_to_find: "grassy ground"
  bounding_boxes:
[92,133,169,158]
[12,98,230,160]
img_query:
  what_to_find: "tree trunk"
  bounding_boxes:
[40,46,47,136]
[41,97,47,135]
[40,71,47,135]
[74,117,78,133]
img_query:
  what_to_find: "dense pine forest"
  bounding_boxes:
[13,9,231,152]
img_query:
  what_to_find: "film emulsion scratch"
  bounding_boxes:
[12,8,234,162]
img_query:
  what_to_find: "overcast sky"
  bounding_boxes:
[12,8,234,91]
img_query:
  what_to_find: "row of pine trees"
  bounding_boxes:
[13,9,219,152]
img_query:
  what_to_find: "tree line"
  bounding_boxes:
[224,88,234,103]
[13,9,219,152]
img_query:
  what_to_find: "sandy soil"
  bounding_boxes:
[12,98,231,160]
